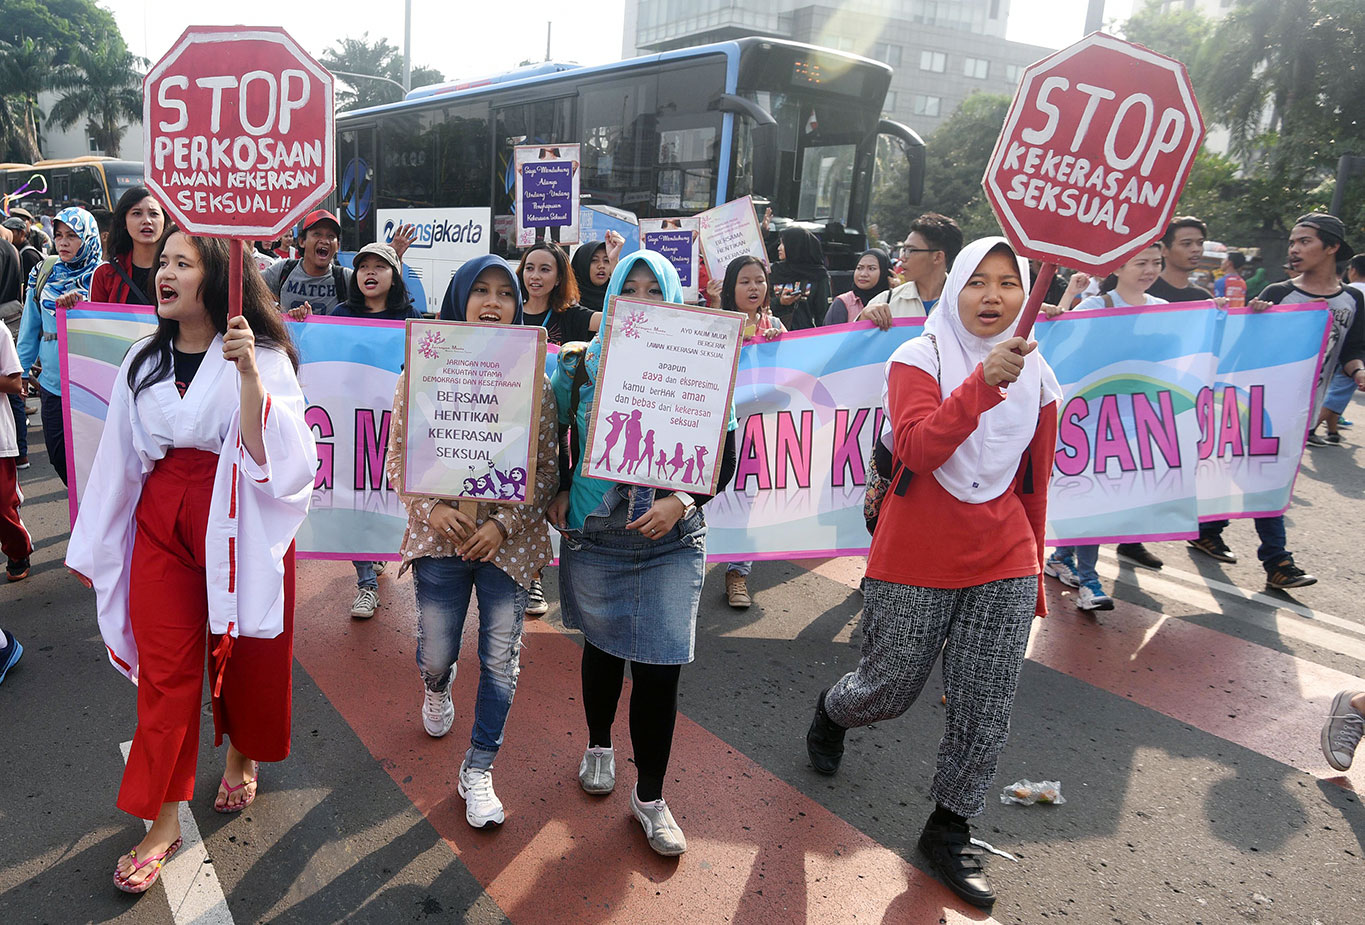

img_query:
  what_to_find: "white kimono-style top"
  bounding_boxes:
[67,336,316,682]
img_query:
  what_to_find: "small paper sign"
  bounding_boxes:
[514,143,580,247]
[402,320,547,503]
[583,296,743,494]
[641,216,700,301]
[697,195,767,279]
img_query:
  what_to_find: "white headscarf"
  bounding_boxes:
[883,236,1062,503]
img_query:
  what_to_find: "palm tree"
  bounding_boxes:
[0,37,56,163]
[49,32,144,158]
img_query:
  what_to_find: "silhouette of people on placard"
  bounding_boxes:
[595,410,630,471]
[655,447,670,475]
[681,457,695,484]
[669,442,687,480]
[692,445,709,484]
[637,428,657,477]
[621,410,644,473]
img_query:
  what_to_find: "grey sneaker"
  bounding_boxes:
[526,579,549,617]
[630,787,687,856]
[578,746,615,794]
[458,759,505,828]
[350,587,379,619]
[1322,690,1365,772]
[422,680,454,738]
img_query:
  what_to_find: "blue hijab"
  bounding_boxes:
[439,254,523,324]
[601,249,684,314]
[32,206,100,311]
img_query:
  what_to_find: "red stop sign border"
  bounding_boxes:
[982,32,1204,275]
[142,26,335,240]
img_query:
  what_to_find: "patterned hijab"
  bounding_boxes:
[30,206,101,311]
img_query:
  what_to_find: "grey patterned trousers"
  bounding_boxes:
[824,575,1037,817]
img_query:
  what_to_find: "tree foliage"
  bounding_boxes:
[49,32,144,158]
[321,34,445,111]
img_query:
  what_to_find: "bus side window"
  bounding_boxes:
[578,76,657,216]
[436,104,490,208]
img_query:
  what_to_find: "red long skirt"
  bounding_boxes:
[117,448,295,821]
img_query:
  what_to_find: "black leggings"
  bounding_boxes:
[581,641,681,802]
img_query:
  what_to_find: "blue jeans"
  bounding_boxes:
[1324,368,1357,416]
[1054,545,1099,585]
[353,561,378,589]
[727,560,752,576]
[1201,517,1287,569]
[412,555,527,770]
[7,393,24,459]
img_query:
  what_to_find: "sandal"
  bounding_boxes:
[213,760,260,814]
[113,836,183,894]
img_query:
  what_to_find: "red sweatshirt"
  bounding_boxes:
[867,362,1057,616]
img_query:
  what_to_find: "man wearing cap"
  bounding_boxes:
[1188,212,1365,590]
[858,212,962,328]
[261,210,351,316]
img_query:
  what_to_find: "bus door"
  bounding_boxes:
[492,97,573,255]
[337,124,377,253]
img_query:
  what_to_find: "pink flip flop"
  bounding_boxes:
[113,836,183,894]
[213,761,260,814]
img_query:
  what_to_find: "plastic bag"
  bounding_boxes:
[1000,779,1065,805]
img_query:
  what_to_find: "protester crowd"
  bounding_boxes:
[3,181,1365,911]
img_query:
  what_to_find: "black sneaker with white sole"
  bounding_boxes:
[1265,558,1316,590]
[1116,542,1163,570]
[1188,535,1237,563]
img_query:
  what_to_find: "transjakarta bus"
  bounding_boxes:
[332,38,924,285]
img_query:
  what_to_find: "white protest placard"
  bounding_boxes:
[697,195,767,280]
[514,143,581,247]
[583,297,743,494]
[402,320,547,503]
[641,217,700,302]
[378,208,491,314]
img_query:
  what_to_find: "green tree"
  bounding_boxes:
[0,0,120,51]
[49,32,144,158]
[0,37,55,162]
[320,34,445,111]
[1119,0,1212,71]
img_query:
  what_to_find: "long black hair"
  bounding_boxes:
[107,186,164,261]
[517,241,580,313]
[720,255,769,313]
[344,255,412,313]
[127,230,299,398]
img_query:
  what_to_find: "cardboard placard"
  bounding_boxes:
[514,143,581,247]
[697,195,767,280]
[579,204,641,258]
[583,296,743,494]
[641,216,700,301]
[402,320,546,503]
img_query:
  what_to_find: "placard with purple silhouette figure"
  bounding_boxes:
[583,296,743,494]
[514,143,581,247]
[641,216,700,301]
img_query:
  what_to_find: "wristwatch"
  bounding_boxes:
[672,491,697,519]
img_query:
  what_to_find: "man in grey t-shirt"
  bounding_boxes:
[261,209,350,316]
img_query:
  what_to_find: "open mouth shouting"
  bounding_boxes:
[476,304,505,323]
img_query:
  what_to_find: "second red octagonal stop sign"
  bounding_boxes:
[983,32,1204,276]
[143,26,335,240]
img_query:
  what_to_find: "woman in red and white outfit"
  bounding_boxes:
[67,231,316,894]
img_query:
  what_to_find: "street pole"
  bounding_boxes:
[403,0,412,93]
[546,22,552,62]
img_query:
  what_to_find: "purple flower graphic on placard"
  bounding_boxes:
[619,309,647,339]
[418,329,445,359]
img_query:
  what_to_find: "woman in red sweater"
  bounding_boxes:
[89,187,165,306]
[805,236,1060,910]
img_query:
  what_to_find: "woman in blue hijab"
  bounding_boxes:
[388,255,559,829]
[16,206,101,484]
[548,250,738,857]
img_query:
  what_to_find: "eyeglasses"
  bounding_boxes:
[899,246,941,255]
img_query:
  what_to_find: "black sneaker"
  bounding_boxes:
[1326,432,1344,445]
[1188,535,1237,563]
[918,818,996,909]
[1266,558,1317,590]
[1307,432,1329,447]
[805,688,846,776]
[5,557,28,582]
[1116,542,1163,570]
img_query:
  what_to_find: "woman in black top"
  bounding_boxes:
[769,228,831,330]
[517,242,596,345]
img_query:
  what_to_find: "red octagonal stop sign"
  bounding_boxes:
[143,26,334,239]
[983,32,1204,275]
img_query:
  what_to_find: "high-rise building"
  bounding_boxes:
[622,0,1052,136]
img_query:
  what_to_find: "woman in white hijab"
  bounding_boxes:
[805,237,1061,910]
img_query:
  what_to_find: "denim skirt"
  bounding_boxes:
[559,507,707,665]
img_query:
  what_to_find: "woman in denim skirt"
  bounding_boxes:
[548,250,737,856]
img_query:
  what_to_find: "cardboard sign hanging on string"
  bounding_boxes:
[143,26,336,317]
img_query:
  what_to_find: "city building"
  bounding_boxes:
[622,0,1053,137]
[35,90,144,162]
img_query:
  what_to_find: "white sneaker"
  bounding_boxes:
[578,746,615,794]
[1043,552,1081,588]
[372,560,387,576]
[525,578,549,616]
[458,759,505,828]
[350,587,379,619]
[1076,581,1114,611]
[422,681,454,738]
[630,787,687,856]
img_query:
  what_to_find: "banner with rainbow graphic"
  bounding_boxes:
[61,301,1328,560]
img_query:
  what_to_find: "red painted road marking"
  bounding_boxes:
[292,562,997,924]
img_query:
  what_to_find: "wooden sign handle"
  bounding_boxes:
[1012,261,1056,342]
[229,239,244,320]
[458,500,478,520]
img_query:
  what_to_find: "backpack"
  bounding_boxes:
[31,256,59,304]
[276,258,348,309]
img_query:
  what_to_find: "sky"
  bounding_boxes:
[100,0,1137,88]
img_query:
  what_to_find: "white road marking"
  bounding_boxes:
[119,740,235,925]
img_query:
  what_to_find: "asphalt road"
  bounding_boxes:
[2,406,1363,925]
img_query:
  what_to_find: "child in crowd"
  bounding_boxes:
[384,255,559,828]
[806,237,1060,909]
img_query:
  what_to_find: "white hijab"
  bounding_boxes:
[884,236,1062,503]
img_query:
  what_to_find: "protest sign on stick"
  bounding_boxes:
[515,144,581,247]
[402,320,547,504]
[698,196,767,280]
[143,26,335,318]
[641,217,700,301]
[583,297,743,494]
[981,32,1205,339]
